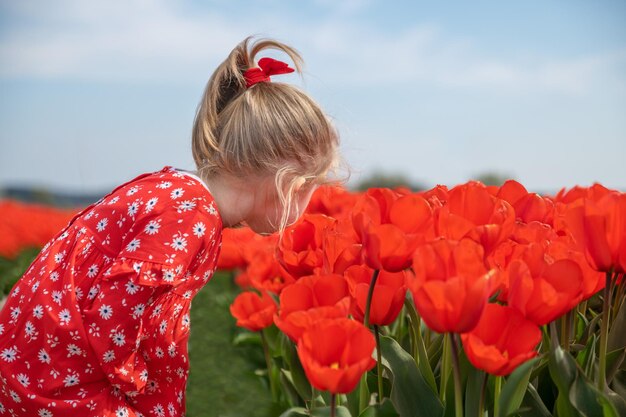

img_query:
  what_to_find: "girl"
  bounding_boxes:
[0,36,338,416]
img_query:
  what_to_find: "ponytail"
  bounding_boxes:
[192,36,339,234]
[193,37,305,164]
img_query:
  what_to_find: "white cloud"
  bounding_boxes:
[301,20,626,96]
[1,0,624,97]
[0,0,246,82]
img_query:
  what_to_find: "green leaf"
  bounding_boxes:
[441,366,456,417]
[275,329,290,359]
[549,341,577,392]
[582,314,602,345]
[575,310,589,342]
[497,357,539,417]
[575,334,597,377]
[415,326,438,394]
[548,333,622,417]
[263,325,281,355]
[555,394,579,417]
[427,333,444,371]
[608,295,626,351]
[281,370,306,407]
[310,405,352,417]
[284,338,313,401]
[344,379,363,417]
[606,348,626,384]
[379,335,443,417]
[313,392,328,407]
[569,374,618,417]
[548,338,580,417]
[528,355,549,384]
[604,387,626,417]
[464,367,485,417]
[358,399,399,417]
[279,407,309,417]
[404,297,438,394]
[232,331,262,347]
[519,383,551,417]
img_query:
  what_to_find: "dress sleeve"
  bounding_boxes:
[114,205,218,288]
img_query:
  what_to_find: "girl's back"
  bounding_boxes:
[0,165,222,416]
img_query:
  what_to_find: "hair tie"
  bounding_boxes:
[244,57,295,88]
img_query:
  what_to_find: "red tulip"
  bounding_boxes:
[420,185,449,207]
[278,213,336,277]
[490,221,601,302]
[436,181,515,255]
[360,224,422,272]
[461,303,541,376]
[217,227,257,270]
[507,249,584,325]
[353,188,399,231]
[389,193,435,236]
[556,192,626,274]
[344,264,408,326]
[555,183,613,204]
[247,250,296,294]
[306,185,360,219]
[321,217,363,274]
[353,190,433,272]
[274,274,350,341]
[545,240,604,300]
[497,180,554,224]
[233,270,254,289]
[297,318,376,394]
[229,291,277,332]
[409,238,496,334]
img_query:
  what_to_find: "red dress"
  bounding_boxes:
[0,166,223,417]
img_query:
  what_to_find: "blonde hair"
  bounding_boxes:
[192,36,339,232]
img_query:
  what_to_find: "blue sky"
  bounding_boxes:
[1,0,625,194]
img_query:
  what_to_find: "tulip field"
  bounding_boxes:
[2,180,626,417]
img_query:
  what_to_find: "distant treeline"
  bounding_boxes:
[0,171,519,208]
[1,186,105,208]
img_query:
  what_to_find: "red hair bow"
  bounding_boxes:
[244,57,295,88]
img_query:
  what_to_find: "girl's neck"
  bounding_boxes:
[203,174,254,228]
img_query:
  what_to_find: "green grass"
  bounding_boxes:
[187,272,278,417]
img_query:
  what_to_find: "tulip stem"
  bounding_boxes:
[407,314,418,361]
[331,393,336,417]
[363,269,380,328]
[374,325,384,403]
[612,273,625,324]
[440,332,450,402]
[478,371,487,417]
[358,374,369,413]
[560,311,572,352]
[394,305,406,341]
[404,299,421,364]
[493,375,502,417]
[573,300,587,344]
[598,270,613,391]
[260,330,278,403]
[449,333,464,417]
[310,388,317,410]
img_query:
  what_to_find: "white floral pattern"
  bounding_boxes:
[0,166,223,416]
